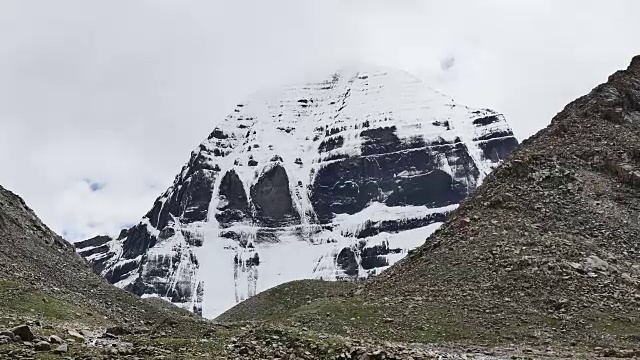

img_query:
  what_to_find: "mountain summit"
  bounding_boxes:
[76,67,518,317]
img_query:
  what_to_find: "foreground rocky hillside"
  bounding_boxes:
[219,58,640,356]
[0,185,222,358]
[75,67,517,317]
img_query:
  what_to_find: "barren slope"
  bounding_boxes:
[0,186,227,358]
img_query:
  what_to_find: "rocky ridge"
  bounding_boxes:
[0,184,219,358]
[75,67,518,317]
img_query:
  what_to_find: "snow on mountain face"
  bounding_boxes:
[75,68,518,318]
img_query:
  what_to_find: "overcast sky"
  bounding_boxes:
[0,0,638,241]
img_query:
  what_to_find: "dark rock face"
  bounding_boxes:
[216,170,250,227]
[77,243,109,259]
[76,67,518,317]
[75,235,111,249]
[104,254,140,285]
[158,169,215,226]
[354,213,448,239]
[336,240,404,276]
[360,241,401,270]
[311,139,478,223]
[121,224,155,259]
[75,235,111,259]
[146,159,216,230]
[360,126,402,156]
[472,115,501,126]
[479,136,519,163]
[250,164,299,227]
[336,248,359,277]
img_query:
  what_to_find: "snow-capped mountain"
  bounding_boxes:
[75,67,518,318]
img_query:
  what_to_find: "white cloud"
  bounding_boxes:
[0,0,638,240]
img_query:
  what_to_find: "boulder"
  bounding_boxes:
[52,343,68,354]
[48,335,63,344]
[10,325,34,342]
[105,325,131,336]
[66,330,85,342]
[34,341,51,351]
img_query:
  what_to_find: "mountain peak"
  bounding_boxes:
[76,67,518,317]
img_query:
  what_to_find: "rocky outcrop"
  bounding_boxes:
[76,67,518,317]
[250,164,300,227]
[216,170,250,226]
